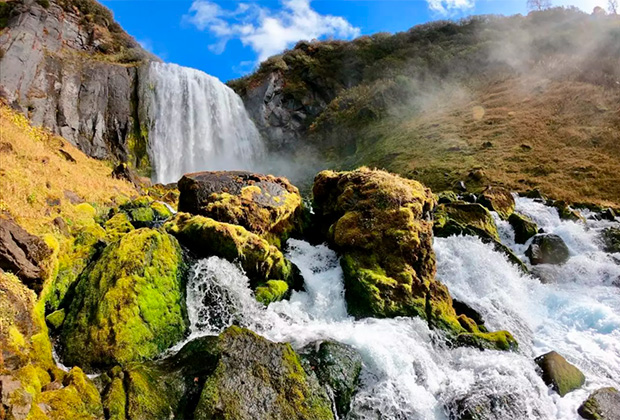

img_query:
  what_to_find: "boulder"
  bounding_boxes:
[193,326,334,420]
[111,163,151,189]
[437,190,459,204]
[508,213,539,244]
[602,227,620,253]
[578,387,620,420]
[60,228,188,370]
[177,171,303,247]
[600,208,617,221]
[552,201,584,222]
[434,203,500,241]
[313,168,515,351]
[0,218,52,293]
[300,341,362,417]
[535,351,585,397]
[165,213,299,290]
[478,186,515,220]
[526,234,570,265]
[114,196,173,229]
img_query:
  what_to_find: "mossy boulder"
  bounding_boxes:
[535,351,585,397]
[300,341,362,417]
[578,387,620,420]
[114,196,173,229]
[508,213,538,244]
[602,227,620,253]
[437,190,459,204]
[478,186,515,220]
[255,280,290,305]
[60,228,188,370]
[526,234,570,265]
[434,202,499,241]
[178,171,303,247]
[313,168,515,351]
[165,213,299,289]
[552,200,584,222]
[104,212,135,242]
[194,326,334,420]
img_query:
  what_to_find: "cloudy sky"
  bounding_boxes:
[101,0,611,81]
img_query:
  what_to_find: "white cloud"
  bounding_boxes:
[426,0,475,15]
[186,0,361,62]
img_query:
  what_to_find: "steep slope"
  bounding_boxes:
[0,0,154,171]
[231,8,620,206]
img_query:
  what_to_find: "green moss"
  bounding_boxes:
[165,213,295,288]
[45,309,65,330]
[434,202,500,241]
[125,366,174,420]
[255,280,290,305]
[103,377,126,420]
[478,186,515,220]
[37,367,104,419]
[456,330,518,351]
[104,212,135,242]
[60,228,188,369]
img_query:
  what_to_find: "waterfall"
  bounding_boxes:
[178,199,620,419]
[140,62,264,184]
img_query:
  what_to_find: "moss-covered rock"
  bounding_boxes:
[434,202,500,241]
[578,387,620,420]
[526,234,570,265]
[104,212,135,242]
[36,367,104,419]
[508,213,538,244]
[178,171,303,247]
[535,351,585,397]
[436,190,459,204]
[60,228,188,370]
[313,168,515,351]
[255,280,290,305]
[45,309,65,331]
[602,227,620,254]
[165,213,299,289]
[478,186,515,220]
[114,197,173,229]
[300,341,362,418]
[552,200,584,222]
[194,326,334,420]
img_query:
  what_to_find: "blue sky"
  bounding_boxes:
[100,0,609,82]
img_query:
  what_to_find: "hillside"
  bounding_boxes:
[231,8,620,206]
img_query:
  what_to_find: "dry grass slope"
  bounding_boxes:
[0,104,137,235]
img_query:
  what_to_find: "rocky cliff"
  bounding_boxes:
[0,0,153,170]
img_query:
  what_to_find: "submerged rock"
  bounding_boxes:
[0,218,52,293]
[526,234,570,265]
[508,213,539,244]
[178,171,303,247]
[478,186,515,220]
[60,228,188,370]
[313,168,515,351]
[194,326,334,420]
[602,227,620,253]
[300,341,363,418]
[535,351,585,397]
[578,387,620,420]
[165,212,299,290]
[434,203,499,241]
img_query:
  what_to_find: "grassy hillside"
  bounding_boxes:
[0,104,137,235]
[231,8,620,206]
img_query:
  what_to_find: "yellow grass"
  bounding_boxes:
[0,105,137,235]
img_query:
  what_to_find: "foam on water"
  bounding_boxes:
[140,62,264,184]
[180,199,620,419]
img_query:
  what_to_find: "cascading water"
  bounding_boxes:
[179,197,620,419]
[140,62,264,184]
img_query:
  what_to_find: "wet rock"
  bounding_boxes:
[508,213,538,244]
[194,326,334,420]
[113,196,173,228]
[455,180,467,192]
[578,387,620,420]
[301,341,363,417]
[437,190,459,204]
[602,227,620,253]
[526,234,570,265]
[178,171,303,247]
[478,186,515,220]
[535,351,585,397]
[434,203,499,241]
[552,201,584,222]
[60,228,188,370]
[0,218,51,293]
[313,168,515,351]
[600,208,617,221]
[165,212,299,290]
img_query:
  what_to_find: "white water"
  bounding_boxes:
[180,198,620,419]
[141,62,264,184]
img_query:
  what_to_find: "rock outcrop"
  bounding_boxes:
[0,0,152,168]
[526,234,570,265]
[578,387,620,420]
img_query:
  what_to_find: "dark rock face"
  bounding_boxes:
[602,227,620,253]
[178,171,303,245]
[526,234,570,265]
[478,186,515,220]
[578,387,620,420]
[301,341,362,418]
[0,0,150,166]
[535,351,585,397]
[508,213,539,244]
[0,218,51,293]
